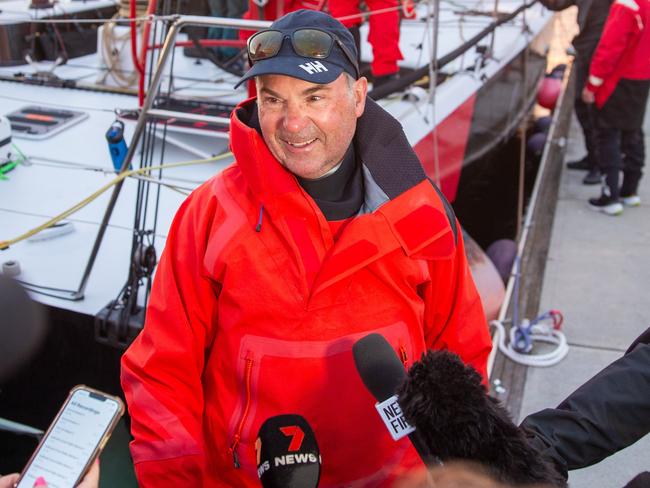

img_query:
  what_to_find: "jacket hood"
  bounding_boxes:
[229,96,428,212]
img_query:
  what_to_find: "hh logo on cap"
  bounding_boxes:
[299,61,328,75]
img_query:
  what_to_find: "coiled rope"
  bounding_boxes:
[490,311,569,367]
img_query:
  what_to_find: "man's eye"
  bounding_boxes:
[264,97,280,104]
[309,95,322,102]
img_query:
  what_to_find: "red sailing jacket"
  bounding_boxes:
[585,0,650,107]
[121,97,492,487]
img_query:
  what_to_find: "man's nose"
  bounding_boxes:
[282,102,308,133]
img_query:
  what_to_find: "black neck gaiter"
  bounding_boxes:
[297,145,364,221]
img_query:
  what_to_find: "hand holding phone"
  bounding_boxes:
[15,386,123,488]
[0,463,98,488]
[0,474,19,488]
[72,460,99,488]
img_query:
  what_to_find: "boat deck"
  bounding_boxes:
[517,100,650,486]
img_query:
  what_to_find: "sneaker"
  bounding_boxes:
[566,156,590,170]
[582,168,602,185]
[589,195,623,215]
[621,194,641,207]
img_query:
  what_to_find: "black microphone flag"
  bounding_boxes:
[256,414,321,488]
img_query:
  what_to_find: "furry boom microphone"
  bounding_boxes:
[397,350,567,487]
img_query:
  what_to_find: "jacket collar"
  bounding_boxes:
[230,97,297,207]
[228,97,456,294]
[229,96,428,209]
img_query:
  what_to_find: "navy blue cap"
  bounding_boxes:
[236,9,359,88]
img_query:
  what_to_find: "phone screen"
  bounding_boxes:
[17,388,121,488]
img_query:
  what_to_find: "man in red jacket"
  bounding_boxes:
[121,9,491,487]
[582,0,650,215]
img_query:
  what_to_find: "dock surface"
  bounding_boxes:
[517,103,650,486]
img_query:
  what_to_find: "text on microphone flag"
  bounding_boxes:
[375,395,416,441]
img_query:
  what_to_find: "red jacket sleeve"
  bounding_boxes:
[421,224,492,383]
[586,1,641,93]
[121,186,219,487]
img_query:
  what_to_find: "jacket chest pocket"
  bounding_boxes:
[225,322,421,487]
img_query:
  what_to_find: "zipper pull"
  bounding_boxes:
[399,345,408,368]
[229,436,241,469]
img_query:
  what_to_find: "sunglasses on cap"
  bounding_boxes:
[247,28,360,79]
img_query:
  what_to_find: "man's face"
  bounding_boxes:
[256,73,367,180]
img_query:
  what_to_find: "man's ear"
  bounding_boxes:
[353,77,368,118]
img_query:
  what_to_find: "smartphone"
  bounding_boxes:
[15,385,124,488]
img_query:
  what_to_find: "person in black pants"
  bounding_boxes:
[540,0,611,185]
[521,327,650,480]
[597,124,645,204]
[581,0,650,215]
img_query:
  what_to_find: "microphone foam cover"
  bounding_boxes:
[352,333,406,401]
[256,414,320,488]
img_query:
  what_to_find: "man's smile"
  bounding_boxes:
[282,138,317,149]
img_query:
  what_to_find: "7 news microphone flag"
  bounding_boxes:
[256,414,321,488]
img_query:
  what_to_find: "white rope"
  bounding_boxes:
[490,319,569,367]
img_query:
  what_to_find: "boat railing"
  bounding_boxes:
[68,16,269,304]
[487,59,574,391]
[5,6,552,348]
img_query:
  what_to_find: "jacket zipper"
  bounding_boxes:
[229,355,254,468]
[399,344,408,369]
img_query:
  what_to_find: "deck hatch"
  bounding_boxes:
[5,106,88,140]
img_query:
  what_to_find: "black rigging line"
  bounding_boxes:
[107,7,171,330]
[144,11,178,310]
[140,14,160,232]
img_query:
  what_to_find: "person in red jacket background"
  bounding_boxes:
[328,0,404,86]
[582,0,650,215]
[121,9,491,487]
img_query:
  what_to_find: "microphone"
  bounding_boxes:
[255,414,321,488]
[397,349,566,486]
[352,333,440,467]
[0,275,47,382]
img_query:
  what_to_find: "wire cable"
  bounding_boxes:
[0,152,232,250]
